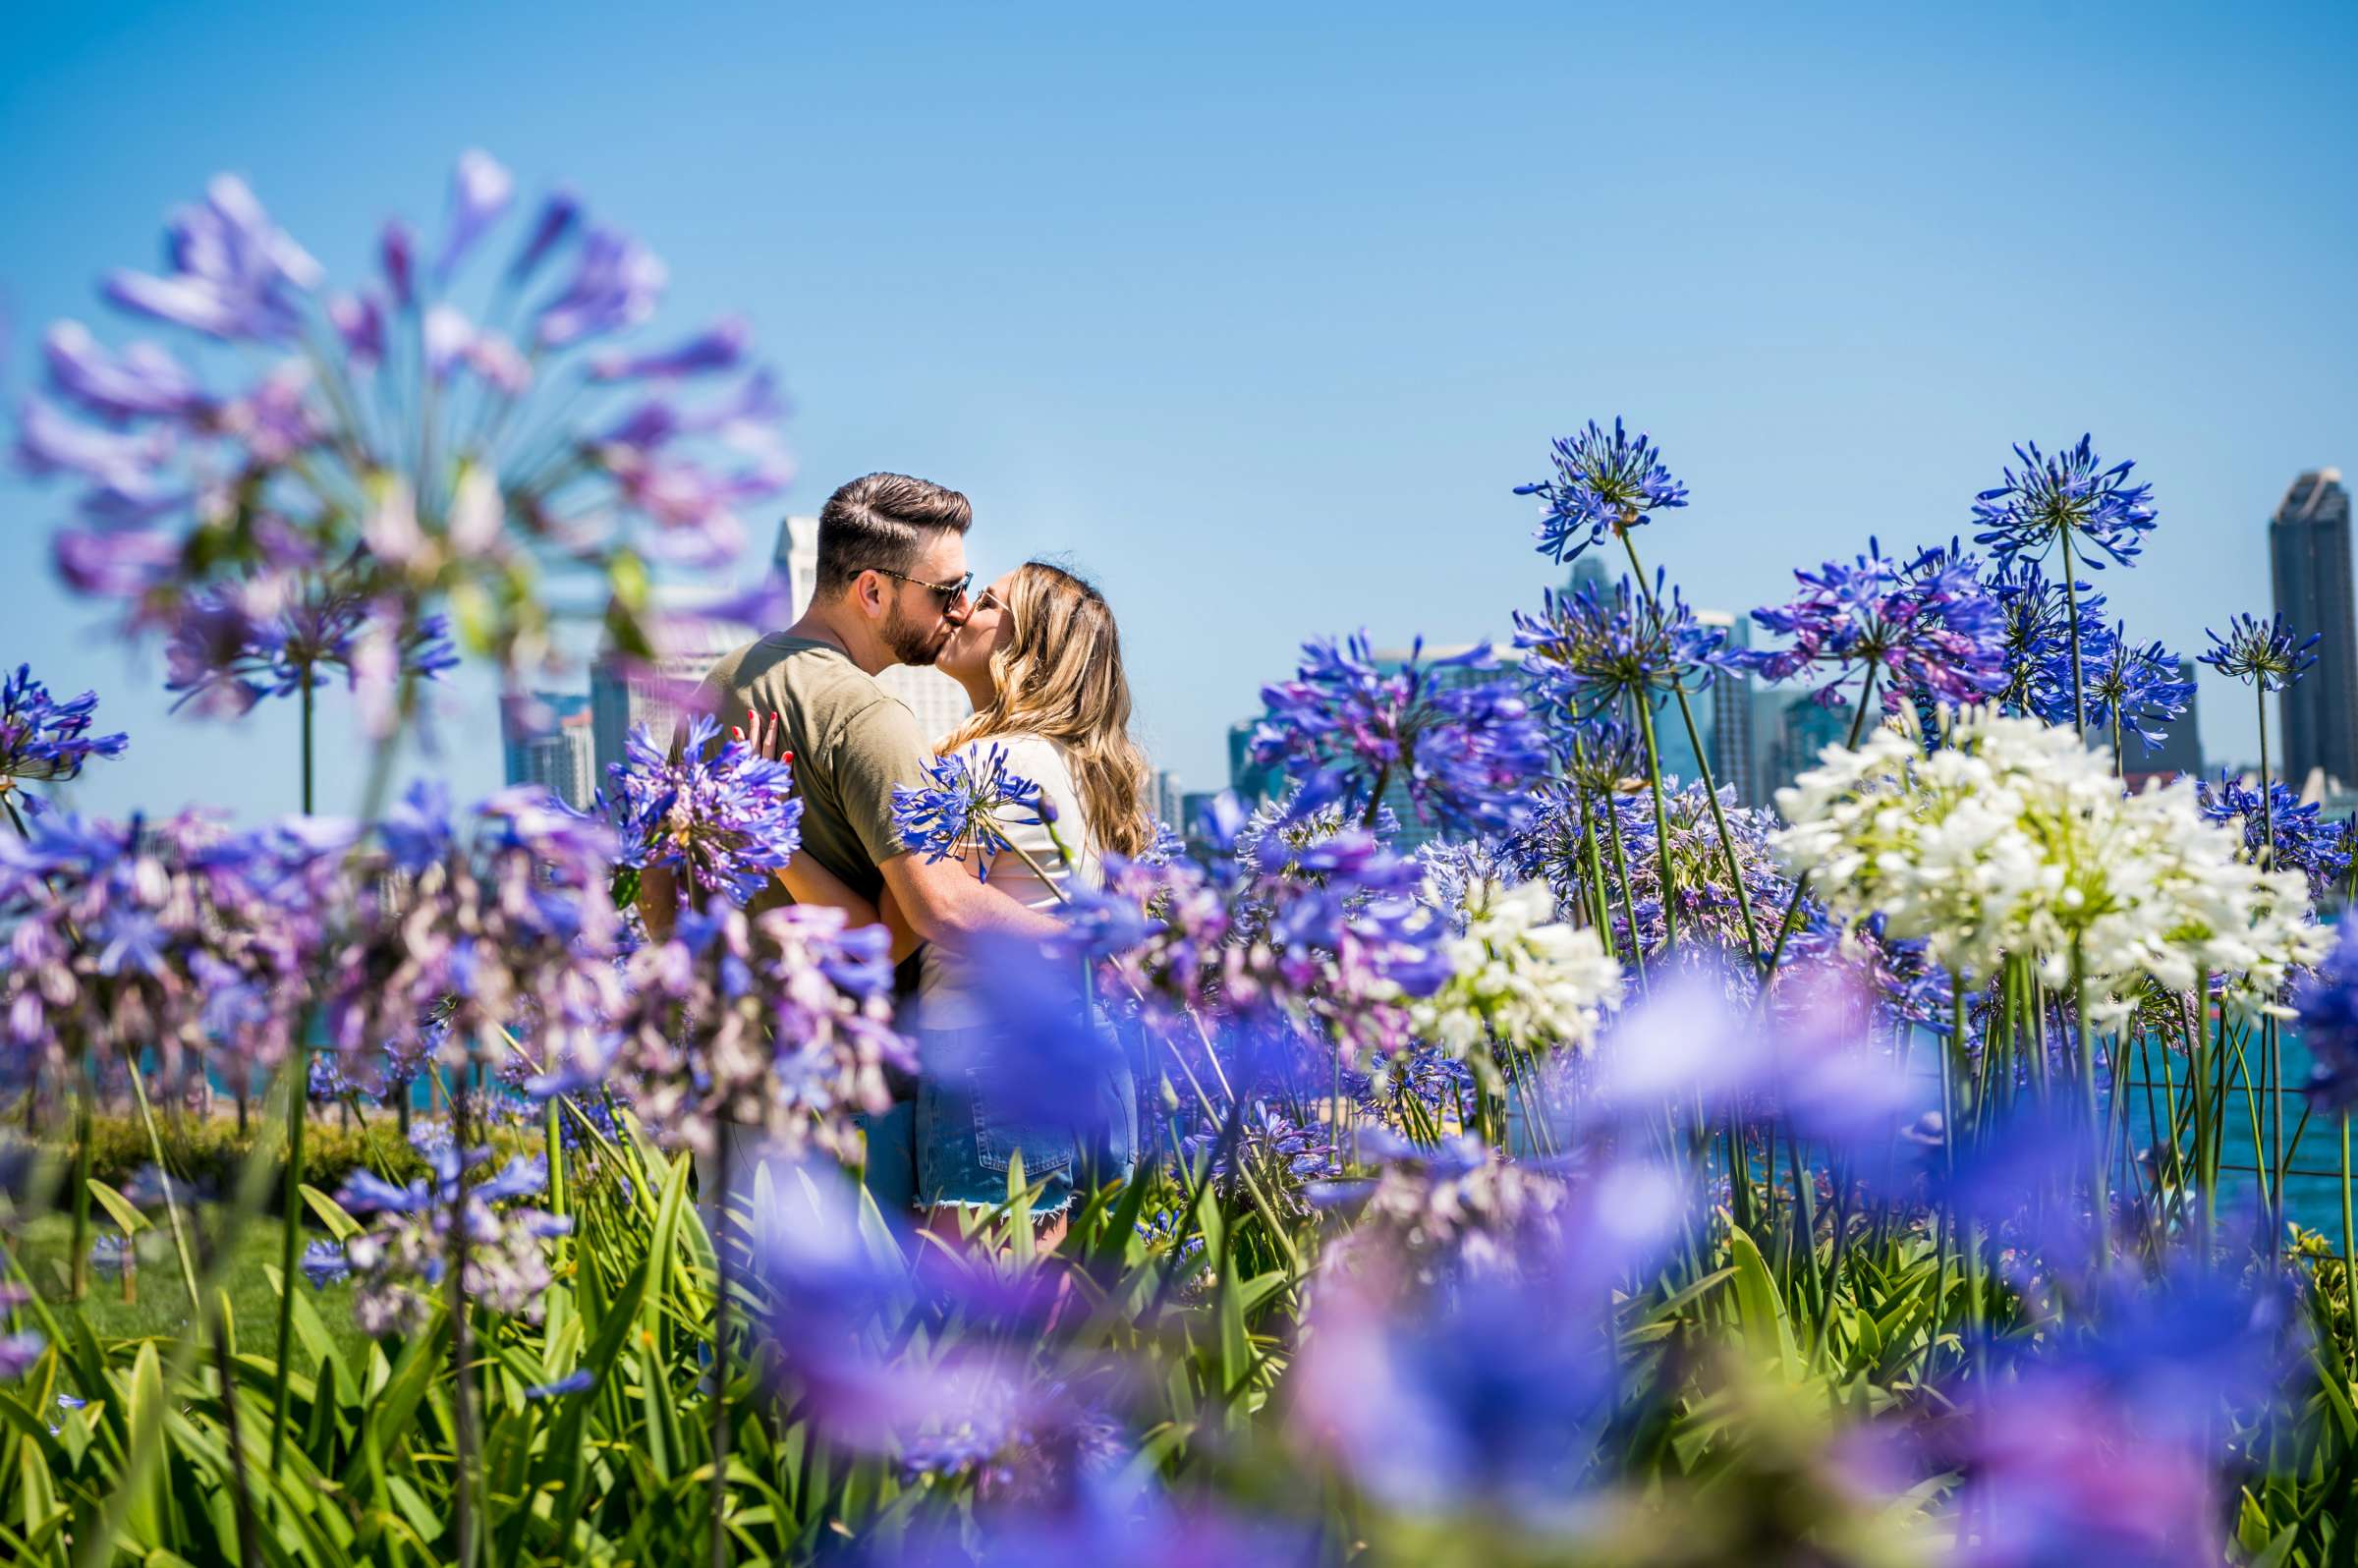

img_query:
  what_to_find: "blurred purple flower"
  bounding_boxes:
[506,187,582,284]
[524,1370,595,1399]
[0,1332,44,1380]
[40,321,209,420]
[102,175,320,342]
[432,149,515,284]
[534,226,666,347]
[300,1238,352,1288]
[590,316,749,380]
[2300,921,2358,1115]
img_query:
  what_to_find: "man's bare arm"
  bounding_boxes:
[880,852,1063,954]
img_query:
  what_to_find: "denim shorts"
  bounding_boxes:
[859,1026,1138,1217]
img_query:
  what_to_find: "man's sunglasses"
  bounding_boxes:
[874,567,974,608]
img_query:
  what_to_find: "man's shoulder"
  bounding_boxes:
[712,636,879,704]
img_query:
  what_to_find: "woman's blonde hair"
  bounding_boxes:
[938,561,1153,860]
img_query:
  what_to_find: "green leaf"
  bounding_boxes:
[84,1179,148,1237]
[298,1185,364,1243]
[1728,1228,1802,1382]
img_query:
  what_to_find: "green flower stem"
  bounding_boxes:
[448,1050,481,1568]
[120,1047,199,1314]
[1604,798,1648,990]
[207,1292,263,1568]
[2342,1114,2355,1391]
[1620,531,1766,963]
[1576,789,1617,956]
[1632,691,1679,956]
[69,1071,92,1303]
[2072,937,2104,1260]
[269,1041,308,1473]
[1754,666,1881,997]
[301,664,315,815]
[75,1053,303,1568]
[709,1124,734,1568]
[2258,683,2287,1250]
[2060,531,2088,740]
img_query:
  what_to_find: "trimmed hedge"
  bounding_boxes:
[28,1112,540,1216]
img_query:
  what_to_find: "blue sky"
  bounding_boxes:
[3,1,2354,820]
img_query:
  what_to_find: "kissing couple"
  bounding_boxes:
[640,471,1149,1241]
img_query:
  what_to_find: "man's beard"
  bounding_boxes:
[881,603,946,667]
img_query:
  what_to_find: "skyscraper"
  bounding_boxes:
[1225,719,1284,807]
[2270,470,2356,790]
[1765,691,1853,807]
[501,694,598,810]
[590,599,758,777]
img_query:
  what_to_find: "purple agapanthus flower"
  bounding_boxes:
[20,153,788,740]
[1972,434,2158,571]
[0,808,333,1086]
[1745,537,2006,712]
[606,714,802,906]
[300,1238,352,1288]
[2083,623,2196,756]
[2195,771,2352,897]
[0,1332,44,1381]
[890,743,1047,877]
[1988,561,2110,725]
[0,663,129,786]
[162,573,458,718]
[1249,633,1548,839]
[2201,611,2318,693]
[2301,922,2358,1115]
[1515,571,1745,727]
[101,174,321,344]
[523,1370,595,1400]
[1515,418,1689,564]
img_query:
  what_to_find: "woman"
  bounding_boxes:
[776,560,1152,1237]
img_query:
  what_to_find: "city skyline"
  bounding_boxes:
[3,4,2353,822]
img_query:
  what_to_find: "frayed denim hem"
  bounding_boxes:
[920,1193,1076,1222]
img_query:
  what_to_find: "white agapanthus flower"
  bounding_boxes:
[1773,707,2328,1020]
[1412,876,1625,1054]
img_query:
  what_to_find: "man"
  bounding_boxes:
[643,472,1059,1209]
[640,470,1060,958]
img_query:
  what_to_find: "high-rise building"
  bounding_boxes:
[2270,469,2356,789]
[775,513,972,743]
[502,691,597,809]
[590,599,759,777]
[1765,691,1854,808]
[1708,612,1758,805]
[1226,719,1284,807]
[1152,769,1187,828]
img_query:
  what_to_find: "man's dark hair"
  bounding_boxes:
[813,473,973,597]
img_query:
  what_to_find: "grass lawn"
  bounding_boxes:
[15,1210,373,1363]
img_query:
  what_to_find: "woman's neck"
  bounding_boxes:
[954,669,995,713]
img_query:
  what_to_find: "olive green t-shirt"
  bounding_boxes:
[689,635,934,917]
